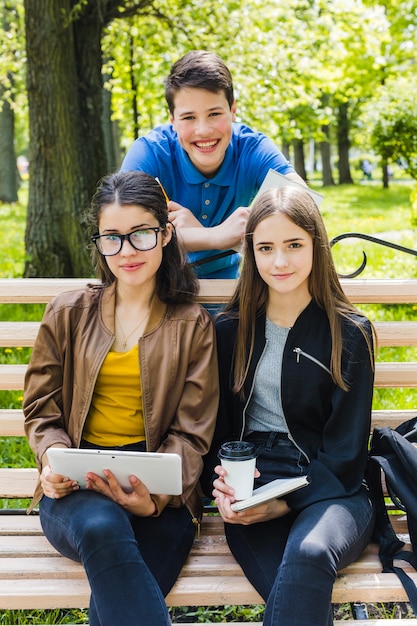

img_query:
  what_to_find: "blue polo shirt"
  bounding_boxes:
[121,123,294,278]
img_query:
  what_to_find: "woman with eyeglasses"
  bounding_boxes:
[23,171,219,626]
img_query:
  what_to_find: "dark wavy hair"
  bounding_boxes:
[165,50,234,114]
[85,171,199,304]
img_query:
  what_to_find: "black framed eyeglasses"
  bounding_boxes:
[91,227,164,256]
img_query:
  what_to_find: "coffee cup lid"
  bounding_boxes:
[218,441,256,461]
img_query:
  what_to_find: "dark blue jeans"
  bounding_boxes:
[225,432,375,626]
[40,490,195,626]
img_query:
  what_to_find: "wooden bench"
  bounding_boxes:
[1,277,417,624]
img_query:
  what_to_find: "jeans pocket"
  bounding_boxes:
[254,439,308,487]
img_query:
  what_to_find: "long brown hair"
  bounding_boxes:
[224,186,375,396]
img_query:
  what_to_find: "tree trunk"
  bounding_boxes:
[320,123,335,187]
[382,161,389,189]
[336,101,353,185]
[130,33,140,140]
[281,141,291,161]
[73,4,108,191]
[292,139,307,181]
[0,84,18,203]
[102,79,122,173]
[23,0,107,277]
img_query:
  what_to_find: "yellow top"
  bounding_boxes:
[83,345,146,447]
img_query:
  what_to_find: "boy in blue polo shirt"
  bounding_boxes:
[121,50,304,278]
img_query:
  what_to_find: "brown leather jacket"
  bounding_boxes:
[23,282,219,519]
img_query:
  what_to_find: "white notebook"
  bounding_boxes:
[253,169,324,207]
[230,475,310,512]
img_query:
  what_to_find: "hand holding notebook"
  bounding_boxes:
[230,475,310,512]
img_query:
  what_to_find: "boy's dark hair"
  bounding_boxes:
[165,50,234,114]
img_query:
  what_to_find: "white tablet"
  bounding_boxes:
[230,475,310,512]
[47,448,182,495]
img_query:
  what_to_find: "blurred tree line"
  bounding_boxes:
[0,0,416,277]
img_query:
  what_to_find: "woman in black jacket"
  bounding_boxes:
[202,186,376,626]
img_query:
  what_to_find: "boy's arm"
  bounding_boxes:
[168,202,250,252]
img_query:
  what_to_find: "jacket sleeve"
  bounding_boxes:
[23,301,72,470]
[286,317,375,510]
[200,316,239,497]
[155,312,219,508]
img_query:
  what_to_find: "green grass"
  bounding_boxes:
[316,182,417,279]
[0,184,27,279]
[1,180,417,623]
[0,609,89,625]
[319,182,414,236]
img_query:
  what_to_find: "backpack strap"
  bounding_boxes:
[367,449,417,615]
[366,459,404,559]
[392,555,417,615]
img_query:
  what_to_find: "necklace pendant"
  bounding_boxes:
[122,338,127,349]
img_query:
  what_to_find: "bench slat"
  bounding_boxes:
[375,362,417,387]
[0,554,245,578]
[0,278,96,303]
[376,321,417,346]
[1,409,416,439]
[0,410,26,437]
[0,322,40,347]
[340,279,417,304]
[0,540,411,578]
[0,578,90,610]
[2,362,417,391]
[2,320,417,349]
[0,569,416,609]
[2,278,417,304]
[0,364,27,390]
[0,516,409,573]
[333,571,417,603]
[0,557,86,578]
[0,468,38,498]
[0,515,42,534]
[5,512,411,536]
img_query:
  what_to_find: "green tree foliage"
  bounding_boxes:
[370,76,417,214]
[0,0,415,275]
[371,81,417,180]
[105,0,393,173]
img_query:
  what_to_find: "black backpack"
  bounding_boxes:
[367,416,417,614]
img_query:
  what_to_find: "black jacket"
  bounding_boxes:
[201,300,374,510]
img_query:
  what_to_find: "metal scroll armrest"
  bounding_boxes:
[330,232,417,278]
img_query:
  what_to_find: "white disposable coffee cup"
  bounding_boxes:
[218,441,256,500]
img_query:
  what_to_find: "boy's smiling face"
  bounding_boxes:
[170,87,236,178]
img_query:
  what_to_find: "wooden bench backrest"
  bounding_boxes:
[0,278,416,499]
